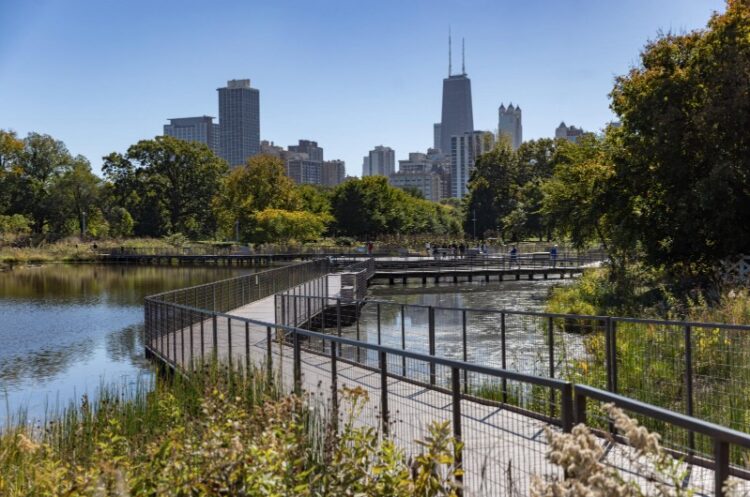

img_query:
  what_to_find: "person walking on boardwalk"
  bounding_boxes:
[550,245,558,268]
[510,246,518,268]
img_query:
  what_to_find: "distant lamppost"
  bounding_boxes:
[235,219,240,243]
[81,211,87,240]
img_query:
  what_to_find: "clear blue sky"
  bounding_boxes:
[0,0,725,177]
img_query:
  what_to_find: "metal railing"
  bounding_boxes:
[276,294,750,466]
[143,293,750,496]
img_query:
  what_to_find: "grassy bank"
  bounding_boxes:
[0,238,177,265]
[548,268,750,459]
[0,363,462,496]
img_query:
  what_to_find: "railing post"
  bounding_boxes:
[266,325,273,381]
[451,367,464,494]
[685,324,695,453]
[331,341,339,432]
[560,383,573,433]
[377,302,382,345]
[379,351,389,436]
[293,331,302,396]
[336,298,342,342]
[227,317,233,368]
[462,309,468,392]
[501,312,507,403]
[548,316,555,417]
[356,301,362,363]
[200,314,205,361]
[714,439,730,497]
[212,314,218,362]
[401,304,407,376]
[428,306,436,386]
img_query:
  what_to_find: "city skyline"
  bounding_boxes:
[0,0,724,176]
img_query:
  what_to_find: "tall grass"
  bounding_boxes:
[0,362,463,496]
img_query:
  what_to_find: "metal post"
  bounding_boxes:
[379,351,389,436]
[189,316,194,370]
[331,342,338,432]
[293,331,302,396]
[227,317,232,368]
[401,304,407,376]
[212,314,218,362]
[714,439,730,497]
[685,324,695,453]
[429,306,436,385]
[560,383,573,433]
[356,300,361,363]
[377,302,382,345]
[266,325,273,382]
[548,316,555,417]
[336,298,342,340]
[462,310,468,392]
[574,390,587,425]
[501,312,508,403]
[200,315,205,361]
[451,367,463,494]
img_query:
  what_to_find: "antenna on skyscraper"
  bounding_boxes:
[462,38,465,74]
[448,27,452,76]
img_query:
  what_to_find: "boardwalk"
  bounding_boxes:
[148,287,720,496]
[145,260,744,496]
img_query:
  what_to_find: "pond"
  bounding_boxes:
[0,263,256,422]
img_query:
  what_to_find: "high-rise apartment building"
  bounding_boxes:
[433,123,442,152]
[218,79,260,167]
[398,152,430,174]
[163,116,220,155]
[389,171,442,202]
[555,122,585,143]
[288,139,324,162]
[321,160,346,187]
[286,159,321,185]
[450,131,494,198]
[498,103,523,150]
[363,146,395,177]
[439,35,474,155]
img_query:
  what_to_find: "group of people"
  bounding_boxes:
[424,241,488,259]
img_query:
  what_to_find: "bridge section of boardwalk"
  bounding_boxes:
[144,258,750,497]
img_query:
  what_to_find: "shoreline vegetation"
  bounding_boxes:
[0,363,464,496]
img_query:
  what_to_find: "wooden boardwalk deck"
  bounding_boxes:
[147,274,722,496]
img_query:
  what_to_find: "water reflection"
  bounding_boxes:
[0,264,256,420]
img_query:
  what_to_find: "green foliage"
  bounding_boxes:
[465,139,557,241]
[331,176,460,238]
[0,365,462,496]
[251,208,331,243]
[608,1,750,272]
[0,214,31,238]
[103,136,228,239]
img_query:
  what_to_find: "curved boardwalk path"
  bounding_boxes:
[145,260,742,496]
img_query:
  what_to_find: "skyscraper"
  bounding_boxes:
[451,131,494,198]
[163,116,220,155]
[439,34,474,155]
[433,123,442,152]
[498,103,523,150]
[288,139,324,162]
[217,79,260,167]
[321,160,346,187]
[364,146,395,177]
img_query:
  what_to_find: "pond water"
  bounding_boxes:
[341,278,576,377]
[0,264,255,422]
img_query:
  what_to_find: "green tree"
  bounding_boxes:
[609,0,750,273]
[103,136,227,238]
[49,157,102,237]
[251,208,331,243]
[212,154,300,241]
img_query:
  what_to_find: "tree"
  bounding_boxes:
[609,0,750,272]
[212,154,300,241]
[251,208,330,243]
[49,157,102,237]
[103,136,227,238]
